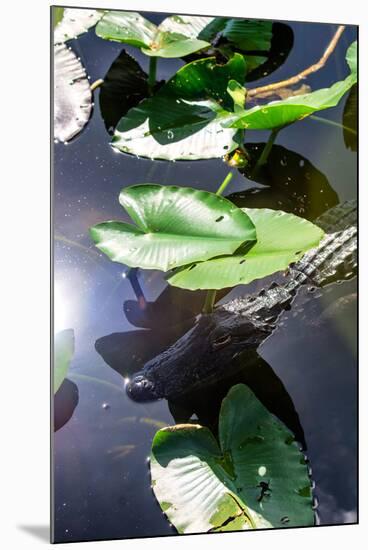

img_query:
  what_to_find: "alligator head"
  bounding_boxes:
[126,309,273,402]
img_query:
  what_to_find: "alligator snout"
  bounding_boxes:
[126,374,159,402]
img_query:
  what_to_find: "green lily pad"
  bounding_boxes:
[96,11,211,58]
[168,207,324,290]
[221,19,272,51]
[90,185,256,271]
[196,18,287,78]
[150,384,314,533]
[225,41,357,130]
[112,55,246,160]
[54,329,75,394]
[54,8,103,44]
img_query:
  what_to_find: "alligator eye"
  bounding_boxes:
[212,333,232,350]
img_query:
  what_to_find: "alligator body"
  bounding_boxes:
[126,201,357,402]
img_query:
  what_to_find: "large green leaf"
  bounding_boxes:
[112,55,246,160]
[225,41,357,130]
[168,207,324,290]
[54,44,92,143]
[90,185,256,271]
[150,384,314,533]
[96,11,211,58]
[112,99,238,160]
[54,8,102,44]
[54,329,75,394]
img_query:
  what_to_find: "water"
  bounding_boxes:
[52,13,357,542]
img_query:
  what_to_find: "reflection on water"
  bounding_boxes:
[54,379,79,432]
[53,12,357,543]
[228,143,338,220]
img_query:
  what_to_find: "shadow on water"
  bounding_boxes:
[95,280,306,449]
[54,379,79,432]
[96,324,306,447]
[123,270,229,329]
[227,143,339,220]
[343,84,357,152]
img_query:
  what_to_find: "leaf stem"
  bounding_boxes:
[252,128,280,176]
[202,171,234,314]
[90,78,104,92]
[216,171,234,195]
[247,25,345,98]
[309,114,357,135]
[202,289,217,314]
[148,57,158,95]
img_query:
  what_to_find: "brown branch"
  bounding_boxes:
[247,25,345,98]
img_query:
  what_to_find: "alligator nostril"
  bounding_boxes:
[126,375,158,402]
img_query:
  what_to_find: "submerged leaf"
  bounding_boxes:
[150,384,314,533]
[54,44,93,142]
[168,207,324,290]
[90,185,256,271]
[54,329,75,394]
[54,8,102,44]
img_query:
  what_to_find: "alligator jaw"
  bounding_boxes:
[126,312,271,402]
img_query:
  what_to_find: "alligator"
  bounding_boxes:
[126,200,357,402]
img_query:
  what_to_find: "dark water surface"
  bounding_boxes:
[53,12,357,542]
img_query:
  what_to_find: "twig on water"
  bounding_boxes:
[247,25,345,99]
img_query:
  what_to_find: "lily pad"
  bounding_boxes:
[195,19,291,79]
[225,41,357,130]
[54,8,102,44]
[150,384,314,533]
[54,329,75,394]
[112,55,246,160]
[96,11,211,58]
[90,185,256,271]
[54,44,93,143]
[168,207,324,290]
[221,19,272,51]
